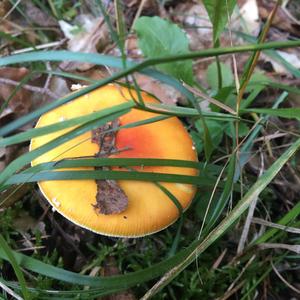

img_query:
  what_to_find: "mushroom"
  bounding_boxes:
[30,84,198,237]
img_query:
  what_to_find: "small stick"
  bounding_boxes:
[0,77,58,99]
[0,279,23,300]
[272,261,300,294]
[252,217,300,234]
[237,150,264,253]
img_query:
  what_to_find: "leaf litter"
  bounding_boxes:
[0,1,300,299]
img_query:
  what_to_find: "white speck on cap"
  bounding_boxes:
[71,83,87,91]
[52,197,61,207]
[59,116,65,122]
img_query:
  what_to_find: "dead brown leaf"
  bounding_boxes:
[100,256,136,300]
[0,107,13,127]
[173,2,212,50]
[135,74,181,105]
[59,16,110,71]
[0,0,10,17]
[257,0,300,37]
[0,67,33,173]
[124,0,159,26]
[0,185,30,209]
[23,0,57,27]
[0,67,32,117]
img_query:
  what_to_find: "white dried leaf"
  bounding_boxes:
[59,15,109,71]
[265,51,300,75]
[240,0,260,35]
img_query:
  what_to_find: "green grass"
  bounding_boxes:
[1,0,300,299]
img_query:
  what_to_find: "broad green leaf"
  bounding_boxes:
[194,119,224,153]
[244,72,269,92]
[134,16,194,85]
[203,0,236,42]
[195,191,221,222]
[225,122,249,138]
[206,61,234,91]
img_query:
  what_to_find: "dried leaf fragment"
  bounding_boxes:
[0,67,32,116]
[59,16,110,71]
[23,0,57,27]
[94,179,128,215]
[91,120,128,215]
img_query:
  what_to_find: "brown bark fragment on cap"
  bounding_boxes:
[94,179,128,215]
[91,119,128,215]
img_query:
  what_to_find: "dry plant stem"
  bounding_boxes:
[271,261,300,294]
[251,113,274,158]
[49,213,86,259]
[212,248,227,270]
[212,116,263,165]
[267,120,300,139]
[183,84,236,115]
[18,232,35,253]
[17,235,51,243]
[254,132,287,143]
[42,62,53,102]
[0,0,21,20]
[197,160,229,241]
[0,78,58,99]
[225,0,240,93]
[286,162,300,185]
[44,62,52,91]
[218,280,245,300]
[226,255,256,293]
[235,0,281,152]
[282,0,300,25]
[237,151,264,254]
[258,243,300,254]
[196,161,230,285]
[8,40,67,56]
[18,246,45,252]
[131,0,148,29]
[236,0,281,113]
[0,279,23,300]
[194,56,218,65]
[252,217,300,234]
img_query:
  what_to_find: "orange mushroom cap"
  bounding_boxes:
[30,84,198,237]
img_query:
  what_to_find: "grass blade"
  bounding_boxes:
[0,235,31,300]
[1,40,300,137]
[142,137,300,298]
[0,106,132,185]
[242,107,300,120]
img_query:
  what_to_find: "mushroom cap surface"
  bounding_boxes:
[30,84,198,237]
